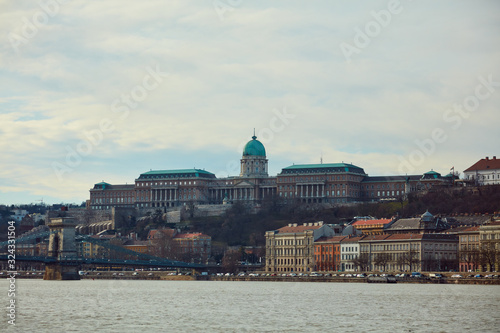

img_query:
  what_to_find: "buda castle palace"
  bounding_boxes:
[89,133,454,211]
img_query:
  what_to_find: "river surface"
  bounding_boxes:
[1,279,499,332]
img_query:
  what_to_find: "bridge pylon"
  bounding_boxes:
[44,217,81,280]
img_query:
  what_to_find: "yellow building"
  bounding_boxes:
[265,222,336,273]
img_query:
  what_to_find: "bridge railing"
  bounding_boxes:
[0,230,53,248]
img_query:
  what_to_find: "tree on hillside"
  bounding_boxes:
[149,230,179,259]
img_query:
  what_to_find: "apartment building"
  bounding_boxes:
[265,222,336,273]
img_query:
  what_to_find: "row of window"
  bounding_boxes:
[137,181,198,187]
[271,248,309,256]
[93,197,133,204]
[460,235,479,242]
[467,174,500,180]
[272,258,310,266]
[270,238,309,246]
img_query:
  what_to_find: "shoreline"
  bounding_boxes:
[7,271,500,285]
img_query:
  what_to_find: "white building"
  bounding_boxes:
[10,209,29,222]
[341,236,365,271]
[464,156,500,185]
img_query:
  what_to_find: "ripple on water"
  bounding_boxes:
[2,280,499,333]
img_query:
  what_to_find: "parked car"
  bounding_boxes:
[357,273,366,278]
[451,274,462,278]
[474,274,483,278]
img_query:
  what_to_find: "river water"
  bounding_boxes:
[2,279,499,332]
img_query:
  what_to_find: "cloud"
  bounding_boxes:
[1,1,499,204]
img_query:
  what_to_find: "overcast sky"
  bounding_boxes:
[1,0,499,205]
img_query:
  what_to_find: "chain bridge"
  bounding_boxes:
[0,217,205,280]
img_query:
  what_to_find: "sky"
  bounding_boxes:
[1,0,499,205]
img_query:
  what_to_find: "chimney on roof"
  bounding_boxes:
[494,156,497,160]
[486,156,489,160]
[288,223,293,227]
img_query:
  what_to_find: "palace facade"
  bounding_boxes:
[89,134,453,210]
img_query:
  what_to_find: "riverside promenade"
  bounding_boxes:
[7,270,500,284]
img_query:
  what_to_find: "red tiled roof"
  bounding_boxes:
[352,218,393,226]
[464,157,500,172]
[359,234,390,241]
[449,226,480,233]
[147,228,175,239]
[342,236,366,243]
[386,233,424,241]
[277,225,322,233]
[174,233,210,239]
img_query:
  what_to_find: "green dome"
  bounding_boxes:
[243,135,266,156]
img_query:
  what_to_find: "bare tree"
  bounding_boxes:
[397,249,421,272]
[422,254,438,272]
[222,249,241,273]
[480,241,498,272]
[373,253,391,272]
[352,253,371,271]
[459,248,480,272]
[149,230,179,259]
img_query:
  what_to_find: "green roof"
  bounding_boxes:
[422,170,441,179]
[243,135,266,157]
[139,169,215,179]
[281,163,365,174]
[95,182,111,186]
